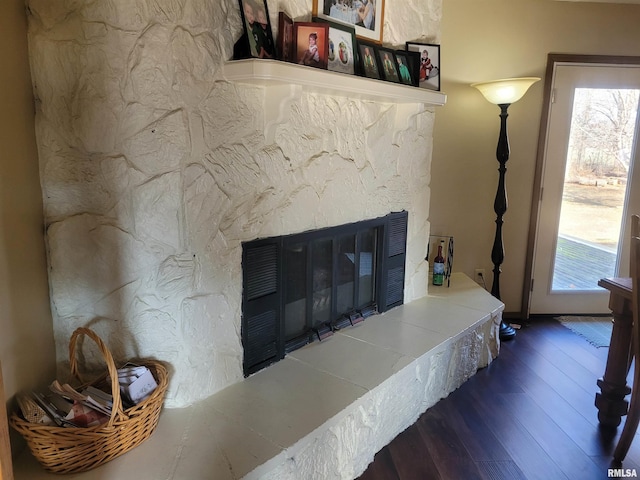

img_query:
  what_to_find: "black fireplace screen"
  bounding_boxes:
[241,211,408,376]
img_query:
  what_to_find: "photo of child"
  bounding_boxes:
[395,53,414,86]
[323,23,355,75]
[294,23,329,70]
[378,49,399,83]
[254,3,274,58]
[299,32,321,67]
[360,44,379,79]
[406,42,441,91]
[239,0,275,59]
[419,49,433,82]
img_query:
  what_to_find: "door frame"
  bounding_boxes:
[521,53,640,320]
[0,362,13,480]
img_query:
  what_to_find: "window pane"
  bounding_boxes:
[552,88,639,290]
[284,243,307,340]
[312,238,333,327]
[358,228,377,307]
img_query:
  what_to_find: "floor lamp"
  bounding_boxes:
[471,77,540,340]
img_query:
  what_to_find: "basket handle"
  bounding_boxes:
[69,327,125,426]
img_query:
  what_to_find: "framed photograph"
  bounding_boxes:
[376,47,400,83]
[357,41,380,80]
[394,50,417,86]
[404,50,421,87]
[277,12,294,62]
[405,42,440,91]
[238,0,276,59]
[294,22,329,70]
[312,0,385,44]
[313,18,357,75]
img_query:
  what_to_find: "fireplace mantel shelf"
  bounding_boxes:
[222,59,447,141]
[223,59,447,105]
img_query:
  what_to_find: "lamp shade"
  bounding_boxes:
[471,77,540,105]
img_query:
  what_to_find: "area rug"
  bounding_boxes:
[556,315,613,348]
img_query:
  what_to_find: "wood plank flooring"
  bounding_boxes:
[358,317,640,480]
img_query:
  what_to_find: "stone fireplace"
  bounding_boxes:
[26,0,442,408]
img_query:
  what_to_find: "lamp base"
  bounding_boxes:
[499,320,517,341]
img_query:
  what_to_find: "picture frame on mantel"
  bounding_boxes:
[395,50,418,86]
[312,0,385,44]
[294,22,329,70]
[376,46,400,83]
[358,41,381,80]
[313,17,357,75]
[406,42,440,91]
[237,0,276,59]
[277,11,294,62]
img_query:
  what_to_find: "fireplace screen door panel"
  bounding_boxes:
[359,228,378,307]
[312,238,333,327]
[241,211,408,376]
[383,214,407,309]
[282,229,381,353]
[283,242,307,342]
[242,242,281,373]
[337,234,356,314]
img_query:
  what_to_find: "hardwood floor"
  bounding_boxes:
[358,317,640,480]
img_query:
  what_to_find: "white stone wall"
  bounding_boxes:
[27,0,442,407]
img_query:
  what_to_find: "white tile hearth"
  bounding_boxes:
[210,358,369,450]
[289,333,414,391]
[12,274,501,480]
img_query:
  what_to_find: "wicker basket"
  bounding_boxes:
[10,327,169,474]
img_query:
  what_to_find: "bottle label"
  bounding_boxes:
[433,262,444,286]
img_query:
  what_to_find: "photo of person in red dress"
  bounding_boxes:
[419,49,434,81]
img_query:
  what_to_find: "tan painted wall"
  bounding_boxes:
[0,0,55,402]
[432,0,640,314]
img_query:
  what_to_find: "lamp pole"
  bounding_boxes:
[492,103,516,340]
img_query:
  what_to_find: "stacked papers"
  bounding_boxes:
[49,381,113,416]
[17,363,159,428]
[46,381,112,426]
[82,386,113,415]
[116,364,158,406]
[17,383,113,428]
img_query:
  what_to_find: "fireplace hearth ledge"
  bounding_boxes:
[13,273,502,480]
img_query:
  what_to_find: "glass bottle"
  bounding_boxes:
[432,240,445,286]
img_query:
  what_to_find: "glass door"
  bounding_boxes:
[530,63,640,314]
